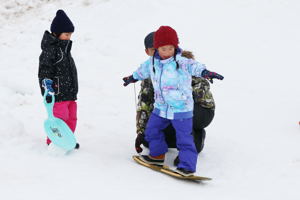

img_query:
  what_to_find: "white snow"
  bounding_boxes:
[0,0,300,199]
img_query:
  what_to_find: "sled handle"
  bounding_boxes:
[43,90,55,118]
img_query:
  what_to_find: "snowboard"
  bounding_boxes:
[132,155,212,181]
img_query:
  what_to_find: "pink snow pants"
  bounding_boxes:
[46,101,77,145]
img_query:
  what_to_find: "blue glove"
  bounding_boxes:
[42,78,54,96]
[201,69,224,83]
[123,75,138,86]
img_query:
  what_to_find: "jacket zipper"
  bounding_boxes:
[158,62,169,118]
[65,41,70,53]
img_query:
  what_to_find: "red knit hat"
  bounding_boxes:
[154,26,179,49]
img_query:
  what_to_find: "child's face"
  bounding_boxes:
[58,32,73,40]
[145,48,155,56]
[157,45,175,59]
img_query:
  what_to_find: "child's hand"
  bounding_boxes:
[135,133,145,153]
[42,78,54,96]
[201,69,224,83]
[123,75,138,86]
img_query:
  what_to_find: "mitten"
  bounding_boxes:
[123,75,138,86]
[135,133,145,153]
[201,69,224,83]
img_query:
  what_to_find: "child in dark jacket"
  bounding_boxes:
[38,10,79,149]
[123,26,223,176]
[135,32,215,166]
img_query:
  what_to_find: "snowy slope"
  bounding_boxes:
[0,0,300,199]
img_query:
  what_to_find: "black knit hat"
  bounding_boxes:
[144,32,155,49]
[50,10,74,34]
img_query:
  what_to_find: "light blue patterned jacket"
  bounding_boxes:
[133,53,206,120]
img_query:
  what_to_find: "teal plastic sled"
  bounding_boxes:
[43,91,76,151]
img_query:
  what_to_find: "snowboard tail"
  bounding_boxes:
[132,155,211,181]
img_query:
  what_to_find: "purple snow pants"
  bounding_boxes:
[145,113,198,172]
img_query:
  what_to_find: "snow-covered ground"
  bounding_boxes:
[0,0,300,199]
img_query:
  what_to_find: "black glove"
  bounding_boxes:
[201,69,224,83]
[135,133,145,153]
[123,75,138,86]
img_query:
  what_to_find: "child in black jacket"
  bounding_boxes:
[38,10,79,148]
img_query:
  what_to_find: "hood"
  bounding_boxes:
[181,50,194,59]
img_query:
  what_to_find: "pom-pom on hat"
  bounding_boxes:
[154,26,179,49]
[50,10,74,34]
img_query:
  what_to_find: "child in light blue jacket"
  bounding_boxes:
[123,26,223,176]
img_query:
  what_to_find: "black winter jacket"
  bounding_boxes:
[38,31,78,102]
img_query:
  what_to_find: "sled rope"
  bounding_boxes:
[133,83,137,111]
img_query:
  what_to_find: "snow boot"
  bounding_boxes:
[75,143,80,149]
[175,168,194,177]
[140,154,165,165]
